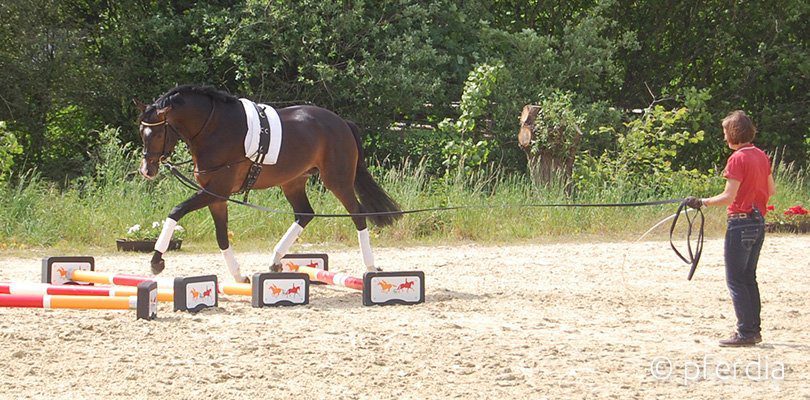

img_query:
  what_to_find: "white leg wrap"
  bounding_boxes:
[221,246,246,282]
[272,222,304,264]
[358,228,375,271]
[154,218,177,253]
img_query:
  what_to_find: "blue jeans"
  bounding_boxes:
[724,214,765,338]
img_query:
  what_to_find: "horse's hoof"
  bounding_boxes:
[270,263,283,272]
[367,266,383,272]
[151,258,166,275]
[239,275,250,284]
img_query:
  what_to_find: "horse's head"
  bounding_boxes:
[135,96,180,179]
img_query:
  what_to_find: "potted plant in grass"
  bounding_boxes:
[117,220,185,252]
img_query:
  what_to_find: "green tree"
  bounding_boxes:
[452,2,637,172]
[608,0,809,165]
[0,0,806,186]
[204,1,457,131]
[439,63,503,175]
[0,121,23,182]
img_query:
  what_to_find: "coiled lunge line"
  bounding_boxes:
[668,200,705,280]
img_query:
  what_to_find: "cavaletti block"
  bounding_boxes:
[251,272,310,307]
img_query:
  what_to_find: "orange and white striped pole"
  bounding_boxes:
[0,293,135,309]
[216,264,362,295]
[0,282,173,302]
[0,281,157,319]
[40,256,216,313]
[65,271,216,313]
[286,263,363,291]
[69,270,174,289]
[218,282,252,296]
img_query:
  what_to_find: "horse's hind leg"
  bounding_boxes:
[270,176,315,271]
[326,183,380,272]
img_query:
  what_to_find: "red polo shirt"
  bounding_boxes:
[723,144,772,216]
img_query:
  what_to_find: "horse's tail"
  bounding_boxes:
[346,120,402,227]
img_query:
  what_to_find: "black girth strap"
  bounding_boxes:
[238,102,274,202]
[239,163,263,202]
[254,103,273,159]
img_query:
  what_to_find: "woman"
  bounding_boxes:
[685,110,776,347]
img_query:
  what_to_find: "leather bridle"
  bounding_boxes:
[140,118,179,162]
[140,98,216,162]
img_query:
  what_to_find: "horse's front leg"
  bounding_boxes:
[151,189,217,275]
[209,201,248,283]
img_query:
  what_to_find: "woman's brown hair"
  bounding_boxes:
[722,110,757,144]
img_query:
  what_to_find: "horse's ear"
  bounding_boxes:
[156,105,172,116]
[133,98,148,113]
[156,92,183,116]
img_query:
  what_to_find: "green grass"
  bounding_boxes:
[0,156,807,254]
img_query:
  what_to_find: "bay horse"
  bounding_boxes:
[135,85,401,282]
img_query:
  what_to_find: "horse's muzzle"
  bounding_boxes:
[139,159,159,180]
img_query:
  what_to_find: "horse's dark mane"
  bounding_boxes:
[154,84,238,109]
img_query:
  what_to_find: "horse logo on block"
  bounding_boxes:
[285,284,302,297]
[396,279,416,293]
[172,275,218,313]
[253,272,310,307]
[377,280,395,293]
[363,271,425,306]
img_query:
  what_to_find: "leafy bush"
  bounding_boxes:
[522,91,586,188]
[525,91,585,160]
[439,63,502,176]
[452,5,638,173]
[574,103,716,197]
[0,121,23,182]
[39,105,102,180]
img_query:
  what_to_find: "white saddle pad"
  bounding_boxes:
[239,98,283,165]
